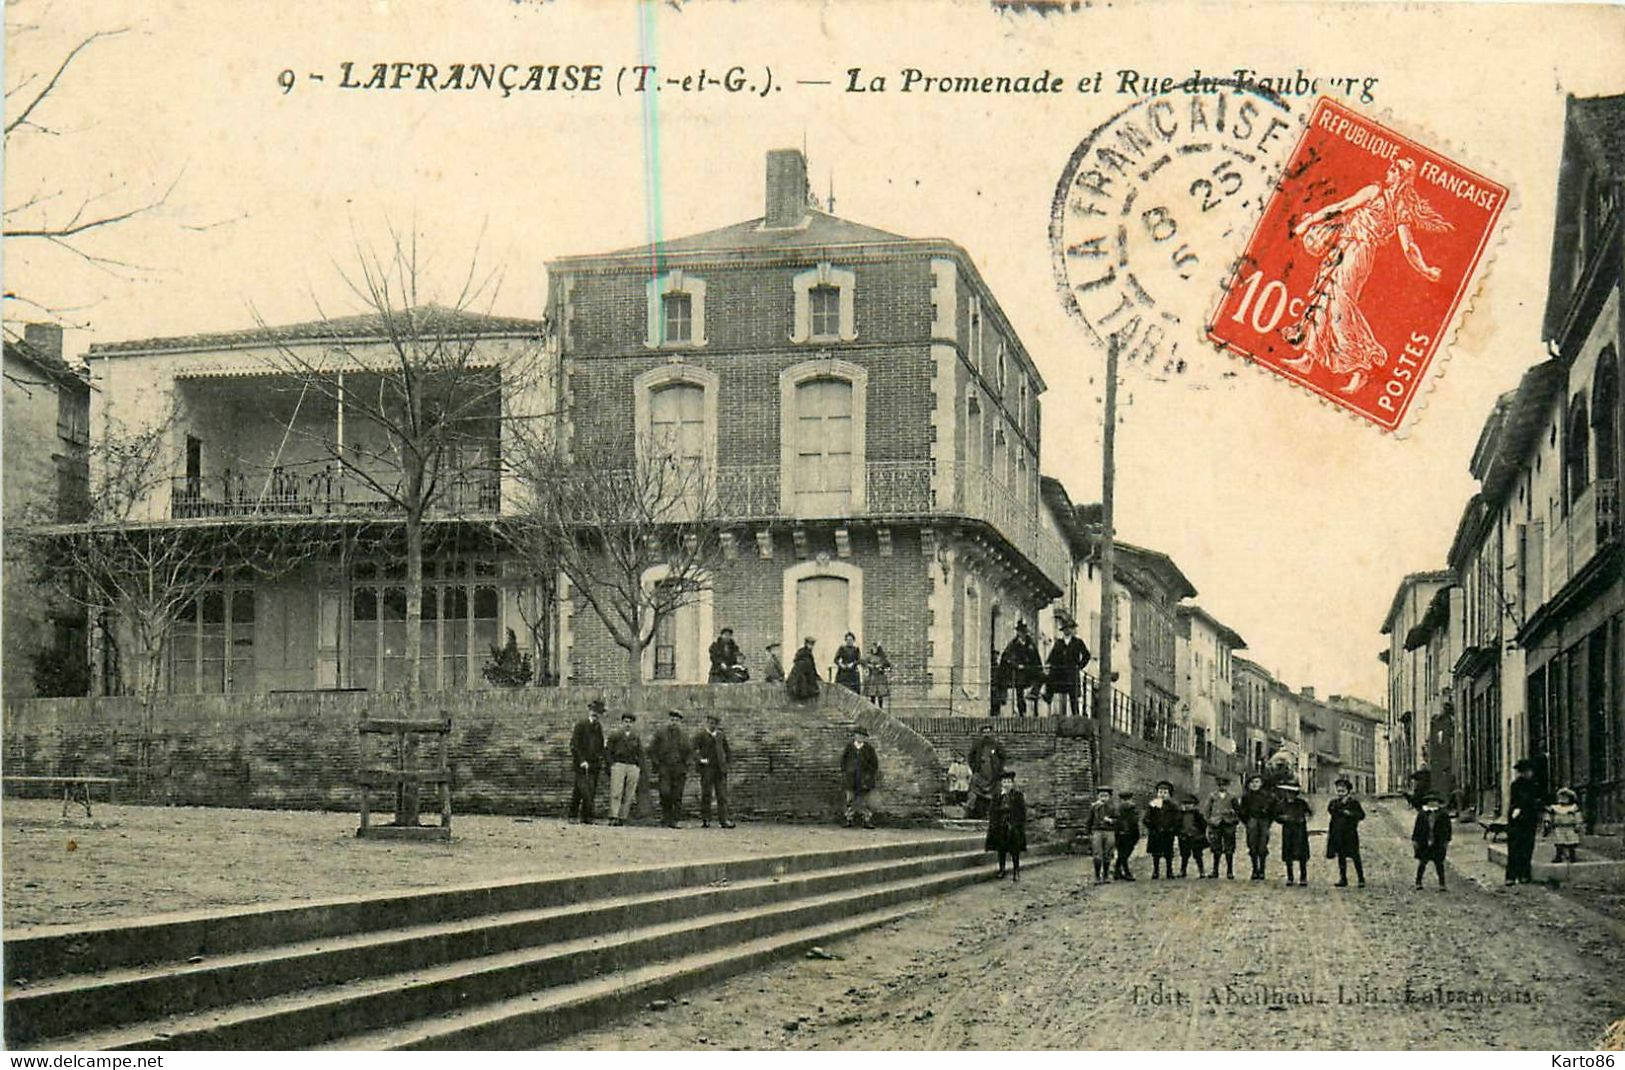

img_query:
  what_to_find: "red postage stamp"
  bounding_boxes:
[1207,97,1508,431]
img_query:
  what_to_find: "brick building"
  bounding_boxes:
[545,148,1069,707]
[3,324,92,697]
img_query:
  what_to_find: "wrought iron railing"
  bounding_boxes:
[169,465,500,520]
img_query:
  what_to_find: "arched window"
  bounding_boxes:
[1593,346,1619,486]
[780,360,867,517]
[1565,394,1590,512]
[640,564,713,684]
[634,365,718,518]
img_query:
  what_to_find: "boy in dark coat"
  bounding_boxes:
[839,726,880,828]
[1412,791,1452,890]
[1114,790,1141,880]
[1274,781,1312,886]
[1144,780,1181,879]
[692,713,735,829]
[1326,776,1366,887]
[1084,785,1119,884]
[1240,773,1276,881]
[1203,776,1241,879]
[1177,793,1208,878]
[648,710,693,829]
[986,769,1028,881]
[568,699,607,824]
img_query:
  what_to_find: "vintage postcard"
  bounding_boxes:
[2,0,1622,1056]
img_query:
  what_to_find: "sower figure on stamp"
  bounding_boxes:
[986,769,1028,882]
[1044,616,1090,717]
[1145,780,1180,880]
[1505,758,1543,885]
[649,709,693,829]
[1240,772,1276,881]
[569,698,607,824]
[1274,781,1312,886]
[1114,790,1141,881]
[1084,785,1119,884]
[1177,792,1208,878]
[1280,156,1452,395]
[606,711,643,827]
[693,713,735,829]
[1326,776,1367,887]
[1204,775,1241,879]
[840,726,880,829]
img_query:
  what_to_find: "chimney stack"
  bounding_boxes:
[764,149,809,228]
[24,323,64,363]
[1300,686,1316,700]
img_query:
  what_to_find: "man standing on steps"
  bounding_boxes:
[840,726,880,828]
[605,712,643,826]
[569,698,607,824]
[693,713,735,828]
[649,709,694,829]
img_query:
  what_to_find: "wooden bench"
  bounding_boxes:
[2,775,122,818]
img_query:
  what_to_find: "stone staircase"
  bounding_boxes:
[5,833,1057,1051]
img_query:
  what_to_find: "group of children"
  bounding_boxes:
[984,763,1595,892]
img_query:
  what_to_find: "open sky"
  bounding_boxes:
[8,0,1623,705]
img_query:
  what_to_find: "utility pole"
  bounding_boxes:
[1093,333,1119,789]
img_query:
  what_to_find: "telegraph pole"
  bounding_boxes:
[1093,334,1119,789]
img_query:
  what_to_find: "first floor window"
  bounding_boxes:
[662,292,693,344]
[347,559,502,690]
[809,284,841,338]
[170,575,255,693]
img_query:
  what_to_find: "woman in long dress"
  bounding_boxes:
[833,632,863,693]
[1281,157,1451,395]
[862,643,892,708]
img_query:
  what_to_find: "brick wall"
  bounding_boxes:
[2,684,945,824]
[896,716,1195,832]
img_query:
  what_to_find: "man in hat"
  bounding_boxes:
[708,627,745,683]
[648,710,693,828]
[1144,780,1181,879]
[568,698,607,824]
[840,726,880,828]
[1203,775,1241,879]
[1084,785,1120,883]
[966,723,1006,819]
[605,711,644,826]
[1505,758,1543,885]
[693,713,735,828]
[998,622,1042,716]
[1044,616,1091,716]
[1274,781,1312,886]
[763,641,786,684]
[1114,790,1141,880]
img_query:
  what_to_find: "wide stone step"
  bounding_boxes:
[6,848,991,1046]
[336,856,1067,1051]
[63,856,1053,1051]
[4,833,980,983]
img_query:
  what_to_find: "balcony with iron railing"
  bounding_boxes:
[1543,477,1619,598]
[169,464,501,520]
[710,459,1072,589]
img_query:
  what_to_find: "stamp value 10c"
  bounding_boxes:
[1207,98,1508,431]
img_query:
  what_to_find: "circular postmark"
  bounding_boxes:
[1050,82,1305,385]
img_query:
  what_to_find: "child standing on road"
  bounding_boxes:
[1145,780,1180,880]
[1177,793,1208,878]
[1326,776,1367,887]
[1411,792,1452,890]
[1240,773,1276,882]
[1274,781,1312,886]
[1115,790,1141,881]
[1545,787,1582,863]
[986,769,1027,882]
[1084,785,1119,884]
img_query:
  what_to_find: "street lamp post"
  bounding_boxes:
[1093,334,1120,789]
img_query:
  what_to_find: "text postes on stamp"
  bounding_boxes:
[1206,97,1508,431]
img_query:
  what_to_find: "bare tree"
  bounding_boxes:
[505,426,731,687]
[2,12,191,324]
[255,230,548,694]
[16,409,328,794]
